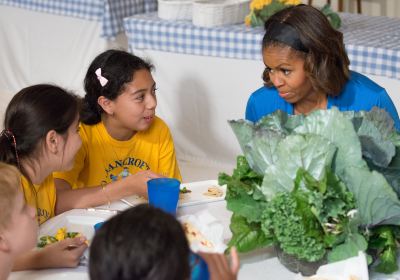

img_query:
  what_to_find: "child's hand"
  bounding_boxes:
[125,170,162,197]
[38,236,88,268]
[199,247,240,280]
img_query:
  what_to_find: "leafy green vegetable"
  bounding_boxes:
[261,134,337,200]
[327,233,368,263]
[293,108,366,176]
[321,4,341,29]
[262,190,326,262]
[228,214,273,252]
[369,226,398,274]
[341,167,400,227]
[366,147,400,197]
[346,107,396,168]
[224,108,400,274]
[219,156,265,223]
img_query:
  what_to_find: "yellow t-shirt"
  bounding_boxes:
[21,175,56,225]
[54,116,181,189]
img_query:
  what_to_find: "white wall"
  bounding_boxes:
[310,0,400,18]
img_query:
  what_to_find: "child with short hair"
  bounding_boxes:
[54,50,181,213]
[0,162,37,280]
[89,204,239,280]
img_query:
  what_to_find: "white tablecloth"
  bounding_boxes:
[9,198,399,279]
[8,200,298,280]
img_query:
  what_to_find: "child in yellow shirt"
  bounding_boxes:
[0,163,37,280]
[54,50,181,213]
[0,84,88,270]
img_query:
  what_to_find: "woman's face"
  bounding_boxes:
[263,46,313,104]
[111,69,157,133]
[2,191,37,256]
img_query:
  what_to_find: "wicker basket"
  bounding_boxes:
[158,0,193,20]
[192,0,250,27]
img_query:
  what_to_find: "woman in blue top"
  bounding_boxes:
[245,4,400,130]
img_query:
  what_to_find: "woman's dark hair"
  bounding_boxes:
[89,204,191,280]
[0,84,79,176]
[81,49,154,125]
[262,4,350,96]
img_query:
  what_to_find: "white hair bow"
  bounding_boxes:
[95,68,108,87]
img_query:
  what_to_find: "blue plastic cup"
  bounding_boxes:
[147,178,180,215]
[94,222,104,231]
[190,252,210,280]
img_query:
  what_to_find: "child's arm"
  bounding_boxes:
[55,170,161,214]
[13,236,87,270]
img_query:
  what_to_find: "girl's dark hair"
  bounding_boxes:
[262,4,350,96]
[81,49,154,125]
[0,84,79,176]
[89,204,191,280]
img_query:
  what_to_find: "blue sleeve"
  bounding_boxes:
[245,94,257,122]
[378,89,400,131]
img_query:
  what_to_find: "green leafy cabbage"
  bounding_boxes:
[221,107,400,274]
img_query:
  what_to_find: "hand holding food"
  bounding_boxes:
[37,227,82,248]
[36,235,88,268]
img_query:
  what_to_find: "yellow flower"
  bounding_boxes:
[279,0,302,5]
[250,0,272,11]
[55,227,67,241]
[245,14,251,26]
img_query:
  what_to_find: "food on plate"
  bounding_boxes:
[37,227,85,248]
[179,186,192,200]
[183,222,214,249]
[203,186,223,197]
[180,186,192,194]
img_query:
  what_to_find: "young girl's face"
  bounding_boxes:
[111,69,157,132]
[2,191,37,256]
[263,45,313,104]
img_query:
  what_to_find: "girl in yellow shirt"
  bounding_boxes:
[54,50,180,213]
[0,84,87,270]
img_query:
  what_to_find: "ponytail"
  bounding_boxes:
[81,49,154,125]
[0,130,19,168]
[80,95,102,125]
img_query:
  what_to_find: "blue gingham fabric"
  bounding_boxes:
[0,0,158,39]
[123,12,400,80]
[124,12,263,60]
[341,13,400,80]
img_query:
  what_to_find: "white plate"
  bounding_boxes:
[38,209,116,263]
[9,209,114,280]
[38,209,115,241]
[179,180,226,207]
[122,180,226,208]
